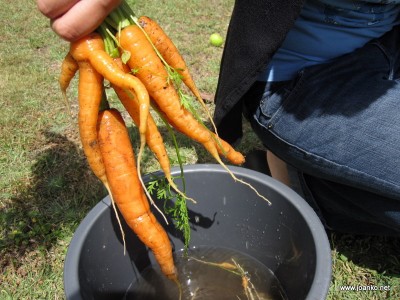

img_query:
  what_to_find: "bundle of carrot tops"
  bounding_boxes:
[60,1,247,281]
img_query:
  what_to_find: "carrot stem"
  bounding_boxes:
[97,24,120,58]
[108,6,131,29]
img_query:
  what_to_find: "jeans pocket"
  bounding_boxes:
[257,72,306,128]
[259,88,286,119]
[368,25,400,80]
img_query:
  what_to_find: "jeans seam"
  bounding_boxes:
[370,41,394,80]
[297,172,332,230]
[267,71,306,128]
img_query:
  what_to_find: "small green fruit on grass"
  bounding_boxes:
[209,33,224,47]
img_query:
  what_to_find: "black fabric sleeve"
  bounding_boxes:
[213,0,305,143]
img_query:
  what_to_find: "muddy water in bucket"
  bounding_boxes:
[131,246,287,299]
[64,164,331,300]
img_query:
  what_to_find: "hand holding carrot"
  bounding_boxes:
[36,0,122,41]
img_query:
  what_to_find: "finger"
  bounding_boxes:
[37,0,80,19]
[51,0,122,41]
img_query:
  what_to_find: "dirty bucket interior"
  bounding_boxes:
[64,164,332,300]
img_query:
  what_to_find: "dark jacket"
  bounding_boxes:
[213,0,305,144]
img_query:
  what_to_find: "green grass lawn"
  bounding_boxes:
[1,1,399,299]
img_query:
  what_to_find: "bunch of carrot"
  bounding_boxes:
[59,1,247,282]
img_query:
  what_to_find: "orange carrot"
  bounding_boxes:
[118,25,277,205]
[154,104,244,166]
[97,108,177,281]
[137,15,219,134]
[111,57,196,202]
[75,60,107,185]
[59,52,79,94]
[111,58,171,179]
[118,26,274,203]
[212,133,246,165]
[138,15,202,100]
[59,52,79,114]
[117,25,244,166]
[69,33,150,145]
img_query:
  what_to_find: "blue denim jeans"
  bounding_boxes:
[243,25,400,236]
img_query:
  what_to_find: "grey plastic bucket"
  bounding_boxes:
[64,164,332,299]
